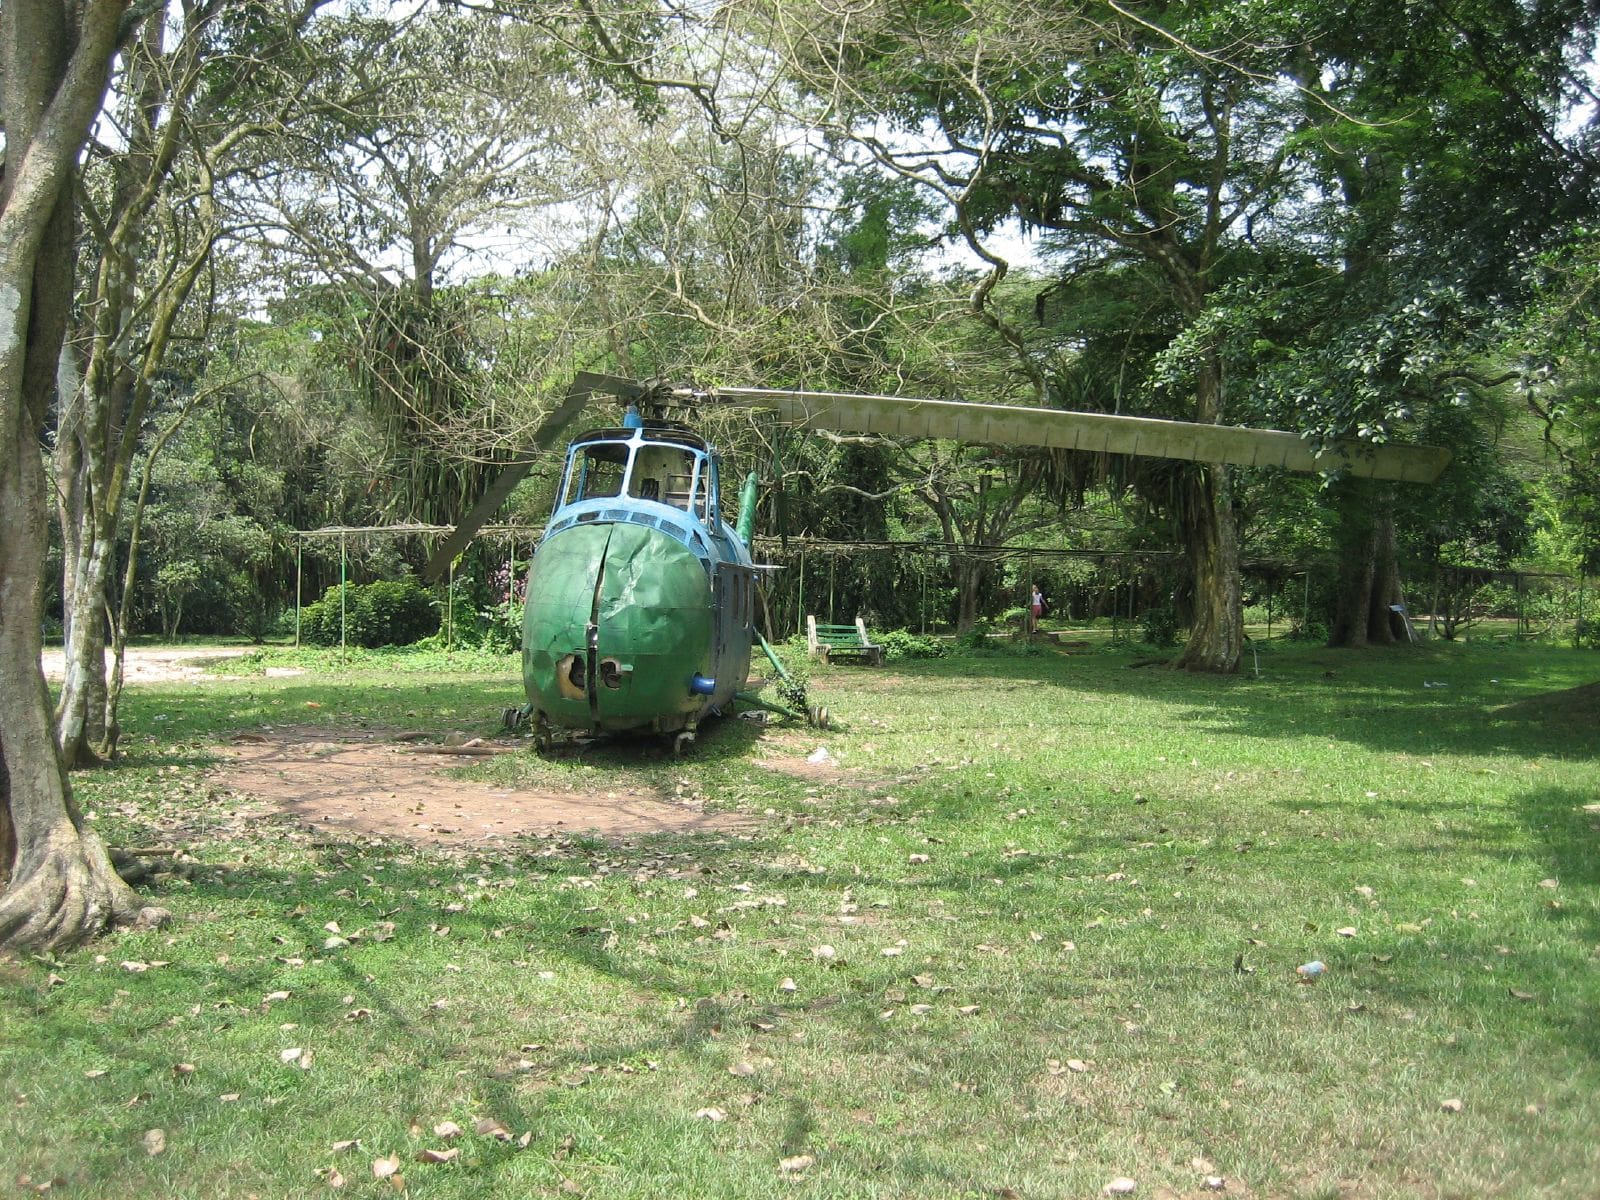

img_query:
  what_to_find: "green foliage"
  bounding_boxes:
[953,621,992,651]
[775,672,810,715]
[874,628,946,661]
[300,578,439,647]
[1139,604,1181,647]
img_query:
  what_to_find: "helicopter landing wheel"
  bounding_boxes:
[501,705,528,732]
[807,704,831,730]
[532,713,554,755]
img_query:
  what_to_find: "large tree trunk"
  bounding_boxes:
[1172,461,1242,672]
[1328,479,1406,648]
[1171,356,1242,673]
[0,0,162,952]
[0,439,141,948]
[954,556,987,633]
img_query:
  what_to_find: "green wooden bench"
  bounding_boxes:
[806,615,884,666]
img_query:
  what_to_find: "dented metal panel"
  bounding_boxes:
[523,521,714,733]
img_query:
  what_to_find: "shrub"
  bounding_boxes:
[875,629,946,661]
[1286,620,1329,643]
[1140,605,1181,647]
[954,621,992,651]
[301,578,439,647]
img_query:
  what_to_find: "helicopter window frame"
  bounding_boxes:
[560,440,630,507]
[629,443,702,512]
[688,455,716,524]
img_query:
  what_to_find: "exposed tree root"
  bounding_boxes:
[0,829,164,952]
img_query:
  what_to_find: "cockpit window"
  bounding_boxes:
[555,433,717,523]
[629,445,694,507]
[563,442,628,505]
[630,444,712,520]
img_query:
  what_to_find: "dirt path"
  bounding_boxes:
[45,646,766,845]
[213,727,751,846]
[41,644,261,684]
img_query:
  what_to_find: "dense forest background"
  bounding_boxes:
[26,0,1600,679]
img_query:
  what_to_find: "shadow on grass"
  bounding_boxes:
[844,641,1599,764]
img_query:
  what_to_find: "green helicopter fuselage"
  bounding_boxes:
[521,422,758,737]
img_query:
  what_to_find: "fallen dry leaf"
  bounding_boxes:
[1103,1178,1137,1195]
[779,1154,815,1174]
[433,1121,463,1139]
[327,1167,346,1188]
[172,1063,196,1079]
[372,1154,401,1179]
[1440,1098,1465,1113]
[474,1117,512,1141]
[143,1128,166,1156]
[729,1062,756,1077]
[416,1148,460,1164]
[693,1108,728,1122]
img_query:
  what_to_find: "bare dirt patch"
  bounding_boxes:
[41,644,266,684]
[213,726,749,846]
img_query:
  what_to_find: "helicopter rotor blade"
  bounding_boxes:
[422,374,613,582]
[713,388,1451,483]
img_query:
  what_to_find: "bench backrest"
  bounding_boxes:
[806,615,876,653]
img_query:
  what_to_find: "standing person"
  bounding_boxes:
[1029,583,1045,634]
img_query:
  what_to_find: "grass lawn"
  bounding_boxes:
[4,635,1597,1199]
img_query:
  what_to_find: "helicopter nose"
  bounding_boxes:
[523,521,713,731]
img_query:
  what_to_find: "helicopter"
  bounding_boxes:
[426,372,1451,750]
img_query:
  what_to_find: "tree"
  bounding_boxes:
[53,0,326,766]
[229,9,603,528]
[751,0,1331,670]
[0,0,161,949]
[1252,0,1599,646]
